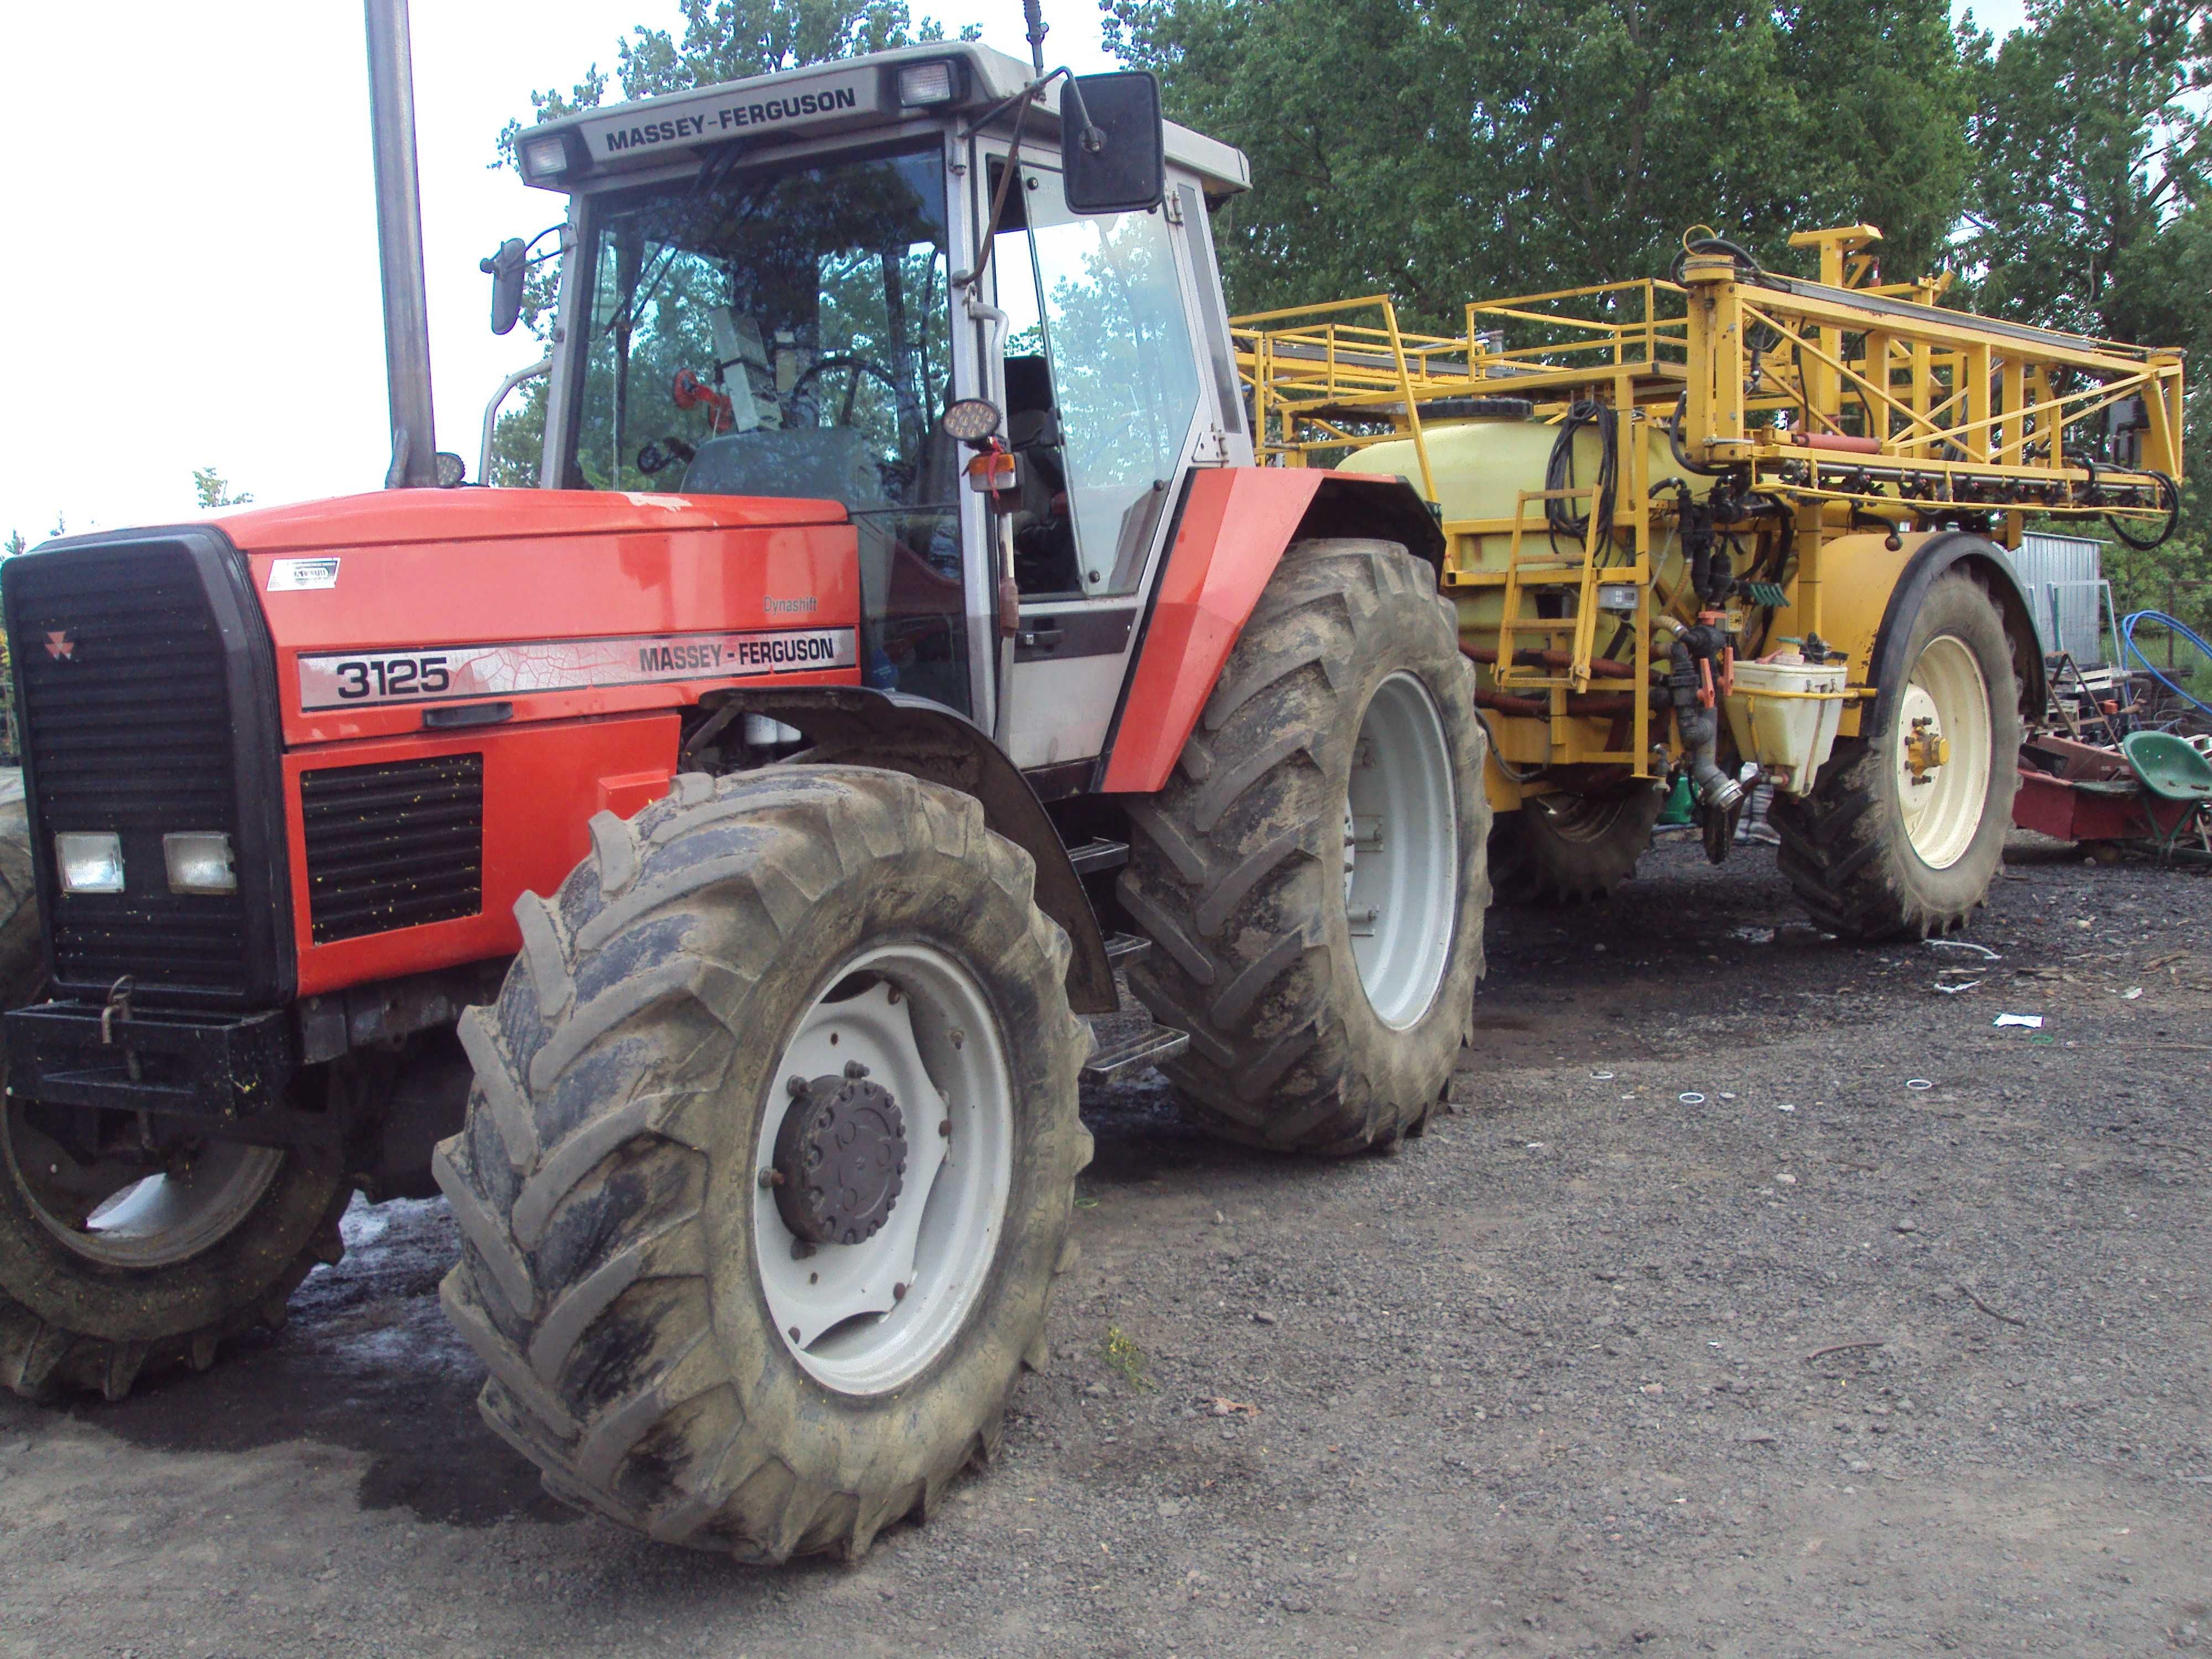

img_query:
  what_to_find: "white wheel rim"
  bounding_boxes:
[753,943,1014,1396]
[1344,671,1458,1029]
[1894,634,1992,870]
[6,1114,283,1269]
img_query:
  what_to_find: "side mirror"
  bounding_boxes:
[1061,71,1166,216]
[482,237,527,336]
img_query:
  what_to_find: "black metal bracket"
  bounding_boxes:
[6,1001,299,1124]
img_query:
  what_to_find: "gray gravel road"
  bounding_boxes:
[2,834,2208,1658]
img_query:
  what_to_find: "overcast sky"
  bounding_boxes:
[0,1,2028,543]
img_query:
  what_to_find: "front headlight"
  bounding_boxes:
[520,135,568,181]
[164,832,237,895]
[55,832,126,894]
[897,60,957,106]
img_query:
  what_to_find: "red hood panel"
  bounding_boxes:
[216,487,848,553]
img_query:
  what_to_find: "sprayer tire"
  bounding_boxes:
[0,796,346,1402]
[1770,571,2021,940]
[1488,782,1667,905]
[434,766,1089,1563]
[1118,539,1489,1156]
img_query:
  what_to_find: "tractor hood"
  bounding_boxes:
[214,488,848,555]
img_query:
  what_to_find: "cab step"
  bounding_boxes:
[1082,1022,1191,1083]
[1067,838,1130,876]
[1102,932,1151,965]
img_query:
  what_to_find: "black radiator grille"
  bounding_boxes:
[301,755,484,943]
[7,545,248,994]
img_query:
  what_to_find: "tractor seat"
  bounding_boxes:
[2121,729,2212,802]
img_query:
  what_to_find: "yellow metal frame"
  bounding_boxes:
[1229,227,2187,797]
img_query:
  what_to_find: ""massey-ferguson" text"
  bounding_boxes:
[600,86,862,154]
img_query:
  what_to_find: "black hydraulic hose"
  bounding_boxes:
[1546,399,1619,556]
[1667,234,1767,287]
[2107,469,2182,550]
[1666,392,1734,477]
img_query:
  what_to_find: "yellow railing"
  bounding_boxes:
[1233,250,2185,528]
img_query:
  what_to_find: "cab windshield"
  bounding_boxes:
[565,143,967,706]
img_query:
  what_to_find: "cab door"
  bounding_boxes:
[976,154,1237,775]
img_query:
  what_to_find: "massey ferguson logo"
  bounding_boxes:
[44,631,74,661]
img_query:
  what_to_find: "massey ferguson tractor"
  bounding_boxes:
[0,1,2182,1567]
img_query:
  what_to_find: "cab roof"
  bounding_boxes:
[519,42,1250,201]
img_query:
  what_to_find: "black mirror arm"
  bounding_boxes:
[1058,73,1106,156]
[953,84,1041,294]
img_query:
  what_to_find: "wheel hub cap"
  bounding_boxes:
[772,1068,906,1246]
[753,955,1015,1395]
[1903,716,1950,784]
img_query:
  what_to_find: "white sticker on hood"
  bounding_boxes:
[268,557,340,592]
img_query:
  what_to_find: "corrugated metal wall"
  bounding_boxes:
[2013,532,2111,663]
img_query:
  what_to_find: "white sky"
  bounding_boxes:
[0,1,2026,542]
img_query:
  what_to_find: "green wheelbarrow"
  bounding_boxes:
[2120,731,2212,862]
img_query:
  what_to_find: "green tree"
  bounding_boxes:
[1961,0,2209,335]
[1965,0,2212,634]
[191,466,254,509]
[2,531,26,558]
[488,2,974,484]
[1103,0,1973,327]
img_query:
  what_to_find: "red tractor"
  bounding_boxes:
[0,12,1486,1561]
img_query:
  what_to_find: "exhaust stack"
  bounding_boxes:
[364,0,438,488]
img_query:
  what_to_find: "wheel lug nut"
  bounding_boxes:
[759,1168,785,1188]
[786,1075,810,1097]
[789,1326,801,1342]
[790,1238,815,1260]
[893,1282,908,1301]
[844,1060,869,1079]
[938,1119,952,1138]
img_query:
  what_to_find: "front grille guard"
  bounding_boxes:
[2,527,294,1009]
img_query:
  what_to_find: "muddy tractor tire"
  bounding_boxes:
[0,796,346,1401]
[1771,570,2023,940]
[1488,781,1667,905]
[1118,538,1489,1156]
[435,767,1090,1563]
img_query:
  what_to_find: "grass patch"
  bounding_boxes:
[1102,1326,1152,1390]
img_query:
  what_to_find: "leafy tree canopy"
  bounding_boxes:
[1102,0,1973,327]
[191,467,253,510]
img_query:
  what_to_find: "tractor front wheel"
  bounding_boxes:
[435,766,1089,1562]
[0,797,346,1401]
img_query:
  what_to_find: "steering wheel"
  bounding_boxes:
[788,355,901,424]
[636,436,696,477]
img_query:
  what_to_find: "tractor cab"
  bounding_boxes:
[499,44,1254,767]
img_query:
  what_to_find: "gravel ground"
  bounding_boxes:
[2,833,2208,1658]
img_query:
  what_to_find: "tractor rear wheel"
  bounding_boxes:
[1488,781,1666,904]
[1118,538,1489,1155]
[1770,570,2022,939]
[435,767,1089,1562]
[0,797,346,1401]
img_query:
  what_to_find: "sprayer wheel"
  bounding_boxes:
[1488,781,1667,905]
[1770,570,2021,940]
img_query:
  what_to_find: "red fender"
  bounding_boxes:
[1098,468,1438,795]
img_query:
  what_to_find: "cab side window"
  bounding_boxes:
[990,165,1203,598]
